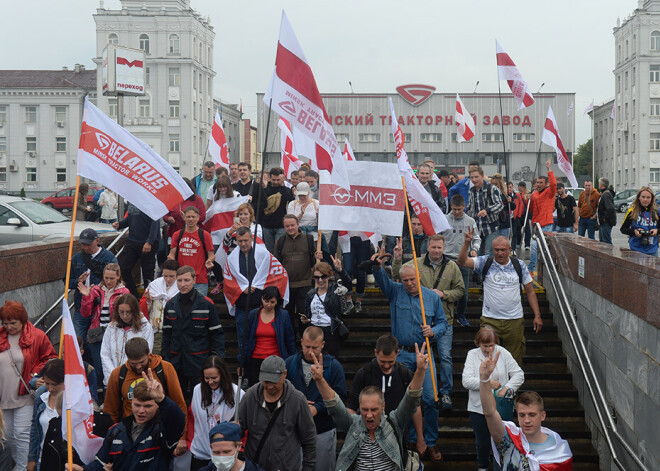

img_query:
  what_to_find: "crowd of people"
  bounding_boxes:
[4,157,656,471]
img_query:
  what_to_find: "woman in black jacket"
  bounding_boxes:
[304,258,352,357]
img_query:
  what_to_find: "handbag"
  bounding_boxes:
[386,416,422,471]
[494,387,515,421]
[87,326,105,344]
[8,348,37,399]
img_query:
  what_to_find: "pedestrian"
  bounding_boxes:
[199,422,266,471]
[164,178,207,252]
[417,163,446,212]
[229,163,239,185]
[554,183,578,233]
[448,161,481,206]
[597,178,617,244]
[577,180,600,240]
[510,182,528,252]
[97,187,118,224]
[462,327,524,471]
[195,161,218,198]
[398,215,428,264]
[222,203,263,255]
[341,233,372,312]
[76,183,91,221]
[286,327,347,471]
[140,259,179,355]
[620,186,660,256]
[438,169,452,195]
[528,159,557,276]
[238,355,317,471]
[232,162,264,209]
[304,170,319,199]
[490,174,516,239]
[517,182,532,250]
[466,165,504,256]
[259,167,295,253]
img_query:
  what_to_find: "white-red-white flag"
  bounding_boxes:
[209,110,230,171]
[338,231,380,253]
[455,94,475,143]
[542,106,578,188]
[492,422,573,471]
[389,98,451,235]
[584,100,594,116]
[264,11,349,189]
[61,302,103,464]
[203,195,251,270]
[278,117,303,178]
[78,98,192,219]
[496,40,535,110]
[567,100,574,118]
[223,243,289,315]
[343,139,356,161]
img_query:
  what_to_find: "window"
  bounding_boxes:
[650,133,660,150]
[145,67,150,85]
[169,34,180,54]
[139,99,150,118]
[169,67,180,86]
[199,43,203,63]
[626,39,629,58]
[651,168,660,183]
[0,106,6,124]
[482,133,504,142]
[359,133,380,143]
[26,137,37,152]
[108,98,117,118]
[0,167,6,182]
[625,102,629,120]
[625,71,629,89]
[169,101,180,118]
[0,137,6,152]
[56,168,66,182]
[513,133,535,142]
[335,133,349,142]
[633,133,636,153]
[139,34,150,54]
[650,65,660,82]
[55,106,66,124]
[25,106,37,123]
[108,33,118,45]
[390,132,411,143]
[653,31,660,51]
[651,99,660,116]
[26,167,37,182]
[169,134,180,152]
[421,133,442,143]
[56,137,66,152]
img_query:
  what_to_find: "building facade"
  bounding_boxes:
[257,89,575,186]
[93,0,215,180]
[591,99,616,186]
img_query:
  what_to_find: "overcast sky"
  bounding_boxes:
[0,0,637,145]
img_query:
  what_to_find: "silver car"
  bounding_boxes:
[0,195,116,246]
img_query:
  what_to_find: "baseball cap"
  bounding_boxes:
[296,182,311,196]
[209,422,242,443]
[259,355,286,383]
[79,228,99,244]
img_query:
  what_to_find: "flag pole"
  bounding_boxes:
[400,176,438,403]
[60,175,82,357]
[66,409,74,471]
[496,77,513,241]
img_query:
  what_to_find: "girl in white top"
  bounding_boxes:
[98,188,118,223]
[181,355,240,469]
[286,182,320,240]
[206,174,241,210]
[100,293,153,386]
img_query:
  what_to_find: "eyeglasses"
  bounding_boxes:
[312,275,328,281]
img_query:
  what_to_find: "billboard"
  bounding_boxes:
[102,44,146,96]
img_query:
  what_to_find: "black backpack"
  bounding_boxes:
[174,228,208,260]
[481,256,524,285]
[116,363,168,420]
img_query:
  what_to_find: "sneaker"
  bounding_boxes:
[354,302,362,313]
[366,274,375,284]
[456,317,470,327]
[525,245,530,250]
[441,394,453,409]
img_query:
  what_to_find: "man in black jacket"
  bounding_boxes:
[260,167,294,253]
[597,178,617,244]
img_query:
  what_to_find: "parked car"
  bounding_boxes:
[41,186,101,210]
[0,196,116,246]
[613,189,638,213]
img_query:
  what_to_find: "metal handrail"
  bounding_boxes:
[33,228,129,333]
[534,223,648,471]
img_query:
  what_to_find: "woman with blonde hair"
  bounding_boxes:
[620,186,660,256]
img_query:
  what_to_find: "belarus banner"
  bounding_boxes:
[318,161,404,236]
[78,98,192,220]
[209,110,230,170]
[223,243,289,315]
[264,11,350,189]
[496,40,535,110]
[389,98,451,235]
[61,302,103,464]
[456,94,475,143]
[542,106,578,188]
[278,117,303,178]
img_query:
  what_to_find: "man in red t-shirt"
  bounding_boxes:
[168,206,214,296]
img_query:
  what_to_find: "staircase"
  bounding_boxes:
[212,286,600,470]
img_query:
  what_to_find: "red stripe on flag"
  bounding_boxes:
[496,53,517,67]
[204,212,234,232]
[211,123,225,146]
[275,43,330,122]
[315,143,333,172]
[544,118,568,157]
[63,334,86,376]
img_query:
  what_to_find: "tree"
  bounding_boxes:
[573,139,593,182]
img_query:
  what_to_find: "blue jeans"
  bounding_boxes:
[555,226,574,233]
[478,232,497,256]
[73,309,91,346]
[262,227,286,253]
[397,349,439,445]
[435,326,453,395]
[529,224,553,272]
[456,265,471,322]
[599,223,613,244]
[343,237,371,297]
[88,341,103,391]
[194,283,208,297]
[470,412,500,470]
[498,227,510,238]
[235,309,247,364]
[578,218,596,239]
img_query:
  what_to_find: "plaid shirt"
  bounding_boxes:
[467,181,503,236]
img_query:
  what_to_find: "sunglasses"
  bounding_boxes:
[312,275,328,281]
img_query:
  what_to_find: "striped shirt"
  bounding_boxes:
[354,437,395,471]
[467,181,503,237]
[99,298,111,328]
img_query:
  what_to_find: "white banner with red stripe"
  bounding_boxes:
[338,231,380,253]
[542,106,578,188]
[77,97,192,219]
[278,117,303,178]
[456,94,475,143]
[390,98,451,235]
[318,160,404,236]
[264,11,349,189]
[61,302,104,464]
[496,40,535,110]
[208,110,230,170]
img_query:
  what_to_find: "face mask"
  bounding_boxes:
[211,452,237,471]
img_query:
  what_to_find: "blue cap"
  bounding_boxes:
[209,422,242,443]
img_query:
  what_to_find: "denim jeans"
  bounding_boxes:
[456,265,471,322]
[73,308,91,354]
[469,412,500,470]
[435,326,453,395]
[3,404,33,470]
[88,341,103,391]
[599,223,613,244]
[343,237,371,296]
[498,227,511,238]
[397,349,439,445]
[578,217,596,239]
[529,224,553,272]
[262,227,286,253]
[555,226,574,233]
[478,232,497,256]
[194,283,208,297]
[234,309,247,364]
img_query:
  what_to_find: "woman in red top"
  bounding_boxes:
[164,177,207,248]
[243,287,296,386]
[0,300,57,470]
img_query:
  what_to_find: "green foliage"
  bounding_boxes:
[573,139,593,179]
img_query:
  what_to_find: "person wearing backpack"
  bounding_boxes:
[259,167,295,253]
[458,229,542,366]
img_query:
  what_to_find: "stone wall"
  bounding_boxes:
[545,234,659,471]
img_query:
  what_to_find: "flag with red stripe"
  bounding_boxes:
[61,302,104,464]
[208,110,230,170]
[390,98,450,235]
[264,11,349,189]
[542,106,578,188]
[343,139,356,161]
[455,94,475,143]
[278,117,303,178]
[77,97,192,219]
[496,40,535,110]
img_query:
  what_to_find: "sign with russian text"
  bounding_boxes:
[102,44,146,96]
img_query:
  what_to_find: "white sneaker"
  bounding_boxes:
[367,274,375,284]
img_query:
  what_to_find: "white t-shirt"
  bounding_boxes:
[472,256,532,320]
[39,391,59,451]
[287,199,319,238]
[206,187,240,203]
[310,292,331,326]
